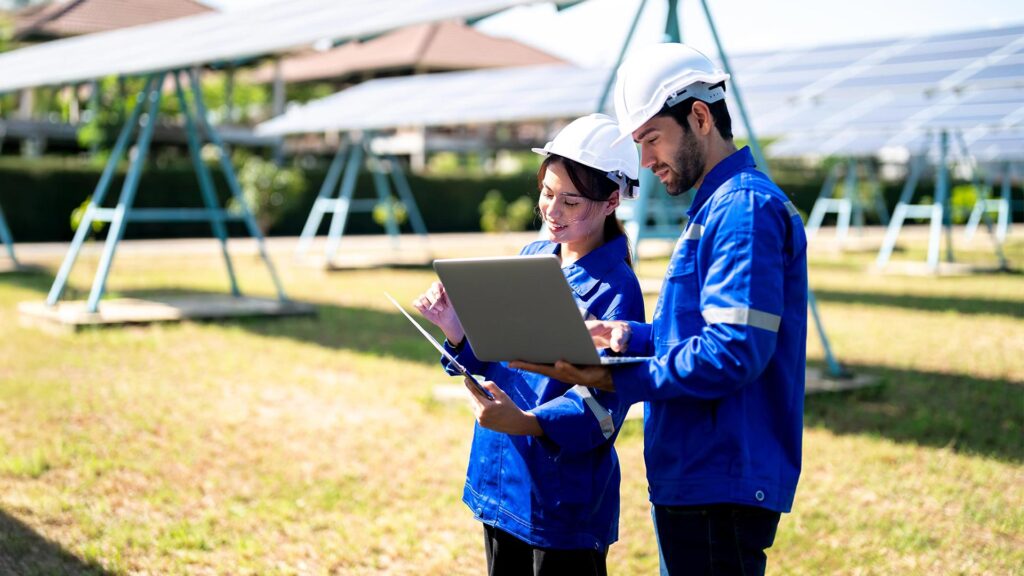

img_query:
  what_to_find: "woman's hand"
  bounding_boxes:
[412,281,465,345]
[466,378,543,437]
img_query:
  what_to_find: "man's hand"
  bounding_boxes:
[586,320,631,353]
[466,378,543,436]
[508,360,615,393]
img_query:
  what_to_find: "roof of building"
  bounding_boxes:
[0,0,579,93]
[13,0,213,40]
[245,20,564,85]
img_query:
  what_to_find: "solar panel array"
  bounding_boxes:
[0,0,580,94]
[738,24,1024,161]
[258,23,1024,161]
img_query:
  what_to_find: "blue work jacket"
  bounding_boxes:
[614,147,807,513]
[441,234,645,550]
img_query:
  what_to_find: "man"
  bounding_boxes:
[511,43,807,575]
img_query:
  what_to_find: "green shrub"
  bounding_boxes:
[229,154,306,233]
[505,196,536,231]
[479,190,507,233]
[372,198,408,228]
[950,184,981,224]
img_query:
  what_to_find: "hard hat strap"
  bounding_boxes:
[607,171,640,199]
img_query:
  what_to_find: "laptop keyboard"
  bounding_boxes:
[600,356,650,365]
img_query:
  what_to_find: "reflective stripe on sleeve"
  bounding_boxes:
[573,385,615,439]
[682,223,704,240]
[702,306,781,332]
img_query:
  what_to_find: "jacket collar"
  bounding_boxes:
[687,146,756,217]
[544,234,631,299]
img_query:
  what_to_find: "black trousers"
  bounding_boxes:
[482,524,608,576]
[652,504,781,576]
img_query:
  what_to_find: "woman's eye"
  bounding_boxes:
[563,199,579,207]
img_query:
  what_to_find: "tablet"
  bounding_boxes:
[384,292,494,400]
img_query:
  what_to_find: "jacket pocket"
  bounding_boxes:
[655,247,703,350]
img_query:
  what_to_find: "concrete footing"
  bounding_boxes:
[19,294,315,331]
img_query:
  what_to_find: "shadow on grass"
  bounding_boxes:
[16,284,1021,465]
[812,288,1024,319]
[0,267,55,297]
[60,286,447,368]
[806,361,1023,463]
[231,297,445,367]
[0,510,111,575]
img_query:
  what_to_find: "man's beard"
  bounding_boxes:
[664,130,704,196]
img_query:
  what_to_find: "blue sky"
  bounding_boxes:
[207,0,1023,66]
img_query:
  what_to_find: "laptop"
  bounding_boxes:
[433,254,649,366]
[384,292,494,400]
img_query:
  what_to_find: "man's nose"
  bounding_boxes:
[640,144,657,168]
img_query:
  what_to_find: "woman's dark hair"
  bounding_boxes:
[656,82,733,140]
[537,154,633,266]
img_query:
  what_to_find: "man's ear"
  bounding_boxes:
[690,101,714,136]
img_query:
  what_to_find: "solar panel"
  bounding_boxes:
[0,0,579,94]
[255,22,1024,159]
[257,64,611,135]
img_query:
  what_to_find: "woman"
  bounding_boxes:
[414,114,643,576]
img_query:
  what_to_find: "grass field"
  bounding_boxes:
[0,231,1022,575]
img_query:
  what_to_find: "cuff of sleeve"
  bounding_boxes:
[530,396,587,454]
[611,360,653,405]
[444,337,466,354]
[624,321,652,356]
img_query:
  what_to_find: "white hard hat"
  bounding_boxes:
[613,43,730,142]
[532,113,640,198]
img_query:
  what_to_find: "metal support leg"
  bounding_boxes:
[324,142,364,263]
[849,159,865,233]
[664,0,680,42]
[595,0,648,112]
[962,146,1011,250]
[834,160,858,242]
[702,0,842,376]
[87,73,166,312]
[877,152,927,269]
[806,164,839,239]
[869,163,890,226]
[998,163,1012,241]
[964,170,995,241]
[175,71,240,297]
[0,202,18,266]
[700,0,768,171]
[297,142,349,255]
[387,155,428,238]
[366,147,400,248]
[625,169,657,264]
[47,75,156,306]
[189,68,287,301]
[808,290,845,377]
[927,131,950,271]
[955,132,1007,269]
